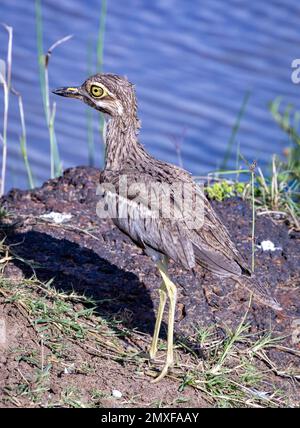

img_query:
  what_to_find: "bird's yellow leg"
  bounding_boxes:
[151,261,177,383]
[149,280,167,360]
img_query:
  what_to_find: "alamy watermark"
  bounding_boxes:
[291,59,300,84]
[96,175,205,230]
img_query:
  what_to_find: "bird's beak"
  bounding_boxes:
[52,86,80,98]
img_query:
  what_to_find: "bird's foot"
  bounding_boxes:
[151,355,174,383]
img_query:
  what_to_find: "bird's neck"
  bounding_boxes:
[104,113,147,170]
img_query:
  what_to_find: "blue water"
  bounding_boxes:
[0,0,300,191]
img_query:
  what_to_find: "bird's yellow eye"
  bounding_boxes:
[90,84,105,98]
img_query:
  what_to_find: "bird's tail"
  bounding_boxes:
[235,275,282,311]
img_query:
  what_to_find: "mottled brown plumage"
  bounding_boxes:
[53,73,281,381]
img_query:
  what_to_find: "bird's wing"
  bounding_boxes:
[188,185,250,277]
[99,170,195,269]
[100,169,250,275]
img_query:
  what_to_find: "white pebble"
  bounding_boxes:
[257,240,282,252]
[64,363,75,374]
[112,389,122,399]
[40,212,72,224]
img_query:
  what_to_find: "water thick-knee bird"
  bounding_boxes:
[53,73,281,382]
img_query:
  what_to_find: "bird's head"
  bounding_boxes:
[52,73,137,118]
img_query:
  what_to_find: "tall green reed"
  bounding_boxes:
[11,88,35,189]
[96,0,107,165]
[85,0,107,167]
[1,24,35,191]
[96,0,107,73]
[35,0,72,179]
[86,38,96,167]
[0,24,12,197]
[45,35,73,175]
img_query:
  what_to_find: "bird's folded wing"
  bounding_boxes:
[187,185,251,277]
[100,170,250,276]
[99,171,195,269]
